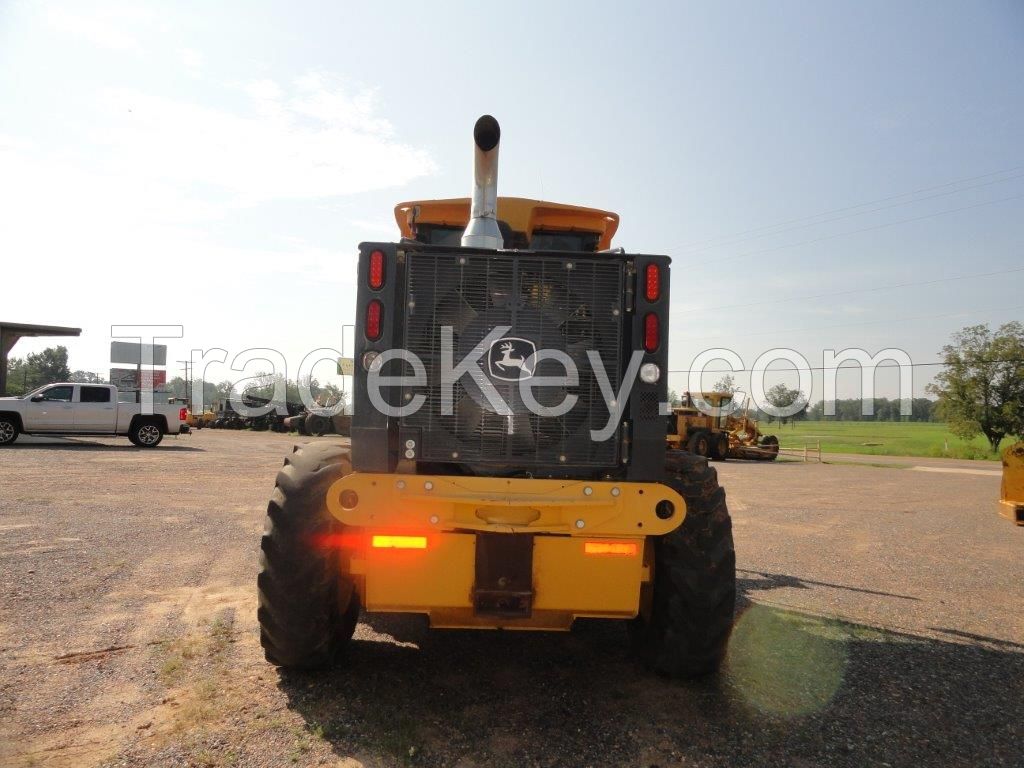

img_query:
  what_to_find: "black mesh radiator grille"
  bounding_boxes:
[400,252,624,467]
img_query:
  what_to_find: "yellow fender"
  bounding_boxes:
[999,441,1024,525]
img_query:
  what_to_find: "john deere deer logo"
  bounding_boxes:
[488,337,537,382]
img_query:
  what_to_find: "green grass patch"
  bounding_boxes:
[767,421,1012,460]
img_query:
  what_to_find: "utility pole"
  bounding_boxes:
[177,360,192,410]
[340,323,354,401]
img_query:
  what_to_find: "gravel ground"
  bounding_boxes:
[0,430,1021,767]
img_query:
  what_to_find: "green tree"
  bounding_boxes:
[318,383,349,413]
[5,358,28,395]
[927,322,1024,452]
[166,376,237,409]
[764,383,807,425]
[69,370,105,384]
[27,346,70,383]
[712,374,736,394]
[4,346,71,394]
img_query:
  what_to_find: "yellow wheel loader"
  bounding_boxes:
[999,441,1024,525]
[257,116,736,677]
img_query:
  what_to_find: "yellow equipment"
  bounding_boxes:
[666,391,733,460]
[999,441,1024,525]
[327,472,684,628]
[723,401,780,461]
[665,392,779,461]
[186,408,215,429]
[256,116,736,679]
[394,197,620,252]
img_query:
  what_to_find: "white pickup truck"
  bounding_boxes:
[0,383,188,447]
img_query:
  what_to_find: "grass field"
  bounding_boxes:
[769,421,1014,461]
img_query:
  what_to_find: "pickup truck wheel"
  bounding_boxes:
[0,416,19,446]
[628,451,736,678]
[258,442,359,669]
[130,421,164,447]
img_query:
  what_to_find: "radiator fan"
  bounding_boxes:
[433,264,612,457]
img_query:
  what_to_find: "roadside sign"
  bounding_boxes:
[110,368,167,390]
[110,342,167,366]
[337,357,355,376]
[109,368,135,390]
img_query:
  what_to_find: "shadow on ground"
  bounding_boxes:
[277,581,1024,767]
[738,568,921,601]
[12,439,205,452]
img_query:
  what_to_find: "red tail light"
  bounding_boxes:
[643,313,659,352]
[179,407,188,421]
[365,300,383,340]
[644,263,660,302]
[368,249,385,290]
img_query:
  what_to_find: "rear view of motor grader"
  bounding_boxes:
[256,116,737,679]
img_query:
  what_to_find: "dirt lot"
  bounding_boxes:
[1,430,1021,767]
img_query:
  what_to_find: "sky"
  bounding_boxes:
[1,0,1022,404]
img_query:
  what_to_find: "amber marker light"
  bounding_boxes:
[584,541,638,556]
[371,535,428,550]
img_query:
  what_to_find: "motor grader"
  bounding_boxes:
[723,401,780,461]
[665,391,779,461]
[666,391,733,460]
[257,116,736,678]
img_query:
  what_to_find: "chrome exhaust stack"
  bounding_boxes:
[461,115,503,249]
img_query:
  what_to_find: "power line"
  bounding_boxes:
[675,164,1024,252]
[676,191,1024,268]
[666,359,1024,375]
[676,171,1024,256]
[675,265,1024,315]
[671,304,1024,344]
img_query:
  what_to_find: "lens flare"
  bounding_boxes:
[726,603,848,717]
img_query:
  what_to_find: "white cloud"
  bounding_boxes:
[0,67,433,371]
[348,218,400,237]
[245,79,284,106]
[0,134,35,152]
[94,73,436,206]
[179,47,204,77]
[44,4,145,53]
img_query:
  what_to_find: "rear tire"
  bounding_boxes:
[258,441,359,668]
[687,430,710,458]
[129,420,163,447]
[628,451,736,678]
[0,416,19,446]
[305,413,329,437]
[760,435,779,461]
[710,433,729,461]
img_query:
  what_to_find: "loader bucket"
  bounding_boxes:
[999,441,1024,525]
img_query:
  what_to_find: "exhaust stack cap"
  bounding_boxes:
[461,115,503,249]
